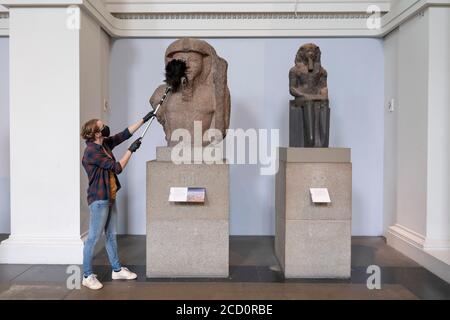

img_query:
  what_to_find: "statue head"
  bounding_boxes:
[295,43,322,72]
[152,38,231,146]
[165,38,216,86]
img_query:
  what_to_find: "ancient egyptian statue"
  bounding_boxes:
[289,43,330,148]
[150,38,231,147]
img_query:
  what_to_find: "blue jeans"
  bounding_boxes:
[83,200,122,277]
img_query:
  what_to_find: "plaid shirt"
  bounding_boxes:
[82,128,132,205]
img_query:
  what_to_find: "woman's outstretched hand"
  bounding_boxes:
[143,110,155,123]
[128,138,142,153]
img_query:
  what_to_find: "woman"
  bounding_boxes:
[80,111,153,290]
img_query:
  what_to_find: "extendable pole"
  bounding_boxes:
[140,86,172,140]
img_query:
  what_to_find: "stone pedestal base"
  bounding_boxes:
[146,147,229,278]
[275,147,352,278]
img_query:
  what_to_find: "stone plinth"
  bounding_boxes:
[146,147,229,278]
[275,147,352,278]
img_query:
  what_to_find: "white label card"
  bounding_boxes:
[169,187,188,202]
[169,187,206,203]
[310,188,331,203]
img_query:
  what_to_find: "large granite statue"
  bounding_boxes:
[289,43,330,148]
[147,41,230,279]
[150,38,231,147]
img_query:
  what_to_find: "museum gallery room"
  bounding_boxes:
[0,0,449,301]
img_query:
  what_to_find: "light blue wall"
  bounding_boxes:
[109,38,385,236]
[0,37,9,234]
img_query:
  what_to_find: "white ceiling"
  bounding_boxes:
[0,0,438,38]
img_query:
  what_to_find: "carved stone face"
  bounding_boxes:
[289,42,329,102]
[297,43,321,71]
[172,51,203,82]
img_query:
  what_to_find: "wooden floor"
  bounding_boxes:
[0,235,449,300]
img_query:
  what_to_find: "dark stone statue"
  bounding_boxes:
[289,43,330,148]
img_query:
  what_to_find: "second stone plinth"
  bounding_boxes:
[275,147,352,278]
[146,147,229,278]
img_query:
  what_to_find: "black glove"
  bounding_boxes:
[143,110,155,123]
[128,138,142,153]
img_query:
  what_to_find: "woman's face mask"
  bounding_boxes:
[101,125,110,138]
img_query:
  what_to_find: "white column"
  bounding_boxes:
[386,6,450,283]
[424,6,450,250]
[0,5,108,264]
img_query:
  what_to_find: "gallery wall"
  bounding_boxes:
[383,28,399,234]
[109,38,385,236]
[396,11,429,237]
[79,13,111,236]
[382,8,450,281]
[0,38,9,234]
[384,8,450,241]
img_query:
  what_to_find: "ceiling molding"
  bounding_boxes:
[86,0,391,37]
[379,0,432,36]
[0,0,449,37]
[112,12,376,20]
[0,0,82,5]
[103,0,392,14]
[0,11,7,36]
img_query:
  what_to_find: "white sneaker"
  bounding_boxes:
[112,267,137,280]
[82,274,103,290]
